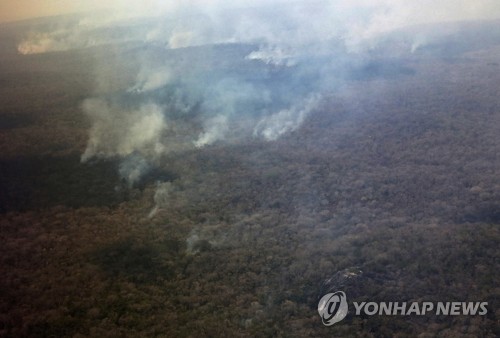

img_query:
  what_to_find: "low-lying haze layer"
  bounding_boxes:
[14,1,500,186]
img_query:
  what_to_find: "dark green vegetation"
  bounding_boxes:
[1,21,499,337]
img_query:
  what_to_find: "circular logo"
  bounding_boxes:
[318,291,348,326]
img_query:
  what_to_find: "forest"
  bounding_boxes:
[0,13,499,337]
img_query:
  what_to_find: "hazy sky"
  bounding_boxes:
[2,0,500,23]
[1,1,94,22]
[0,0,159,23]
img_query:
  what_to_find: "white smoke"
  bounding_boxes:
[254,95,321,141]
[81,99,166,162]
[341,0,500,51]
[15,0,500,193]
[16,29,101,55]
[189,77,269,147]
[119,154,151,187]
[246,45,297,67]
[17,1,500,55]
[129,67,171,93]
[16,10,156,55]
[17,32,63,55]
[410,34,429,53]
[194,115,229,148]
[148,181,174,218]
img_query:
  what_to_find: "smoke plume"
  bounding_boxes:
[15,0,500,188]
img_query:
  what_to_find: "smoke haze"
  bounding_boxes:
[14,0,500,186]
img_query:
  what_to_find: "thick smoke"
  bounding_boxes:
[17,11,156,54]
[16,0,500,188]
[253,94,321,141]
[80,99,166,162]
[129,67,171,93]
[18,1,500,55]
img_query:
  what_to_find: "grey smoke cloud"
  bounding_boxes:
[129,67,172,93]
[16,0,500,187]
[17,11,155,54]
[253,94,321,141]
[17,1,500,54]
[80,98,166,162]
[119,153,151,188]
